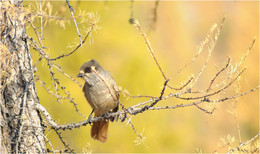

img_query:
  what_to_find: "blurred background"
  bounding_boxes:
[24,1,259,153]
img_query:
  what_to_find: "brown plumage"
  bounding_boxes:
[77,59,119,143]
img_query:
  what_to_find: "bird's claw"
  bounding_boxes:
[101,112,109,118]
[87,109,94,125]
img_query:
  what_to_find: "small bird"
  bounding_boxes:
[77,59,119,143]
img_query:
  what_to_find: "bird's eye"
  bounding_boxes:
[84,67,91,73]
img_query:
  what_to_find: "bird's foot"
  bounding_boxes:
[101,112,109,118]
[87,109,94,125]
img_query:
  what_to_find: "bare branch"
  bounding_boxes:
[52,63,82,87]
[148,0,159,31]
[152,0,159,25]
[36,76,65,103]
[215,85,259,103]
[4,1,258,153]
[49,24,95,61]
[174,67,246,100]
[30,22,46,49]
[193,103,215,114]
[129,0,134,23]
[206,57,231,92]
[66,0,82,47]
[54,129,74,153]
[189,16,225,89]
[130,79,169,115]
[228,133,260,153]
[168,76,193,90]
[149,85,259,111]
[170,20,218,79]
[232,99,242,144]
[126,116,144,142]
[130,95,157,99]
[35,81,258,135]
[35,103,122,130]
[28,36,84,115]
[132,19,168,80]
[237,38,256,68]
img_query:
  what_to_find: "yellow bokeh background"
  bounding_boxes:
[25,1,258,153]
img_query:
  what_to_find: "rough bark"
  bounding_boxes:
[0,1,46,153]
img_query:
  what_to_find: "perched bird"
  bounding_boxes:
[77,59,119,143]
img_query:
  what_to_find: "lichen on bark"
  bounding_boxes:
[0,1,46,153]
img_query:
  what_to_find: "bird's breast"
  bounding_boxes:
[83,82,117,116]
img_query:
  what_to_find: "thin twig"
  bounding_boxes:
[193,103,215,114]
[130,95,157,99]
[36,130,55,153]
[152,0,159,25]
[126,116,143,140]
[237,38,256,68]
[30,19,45,49]
[168,76,193,90]
[28,36,84,116]
[216,85,259,103]
[49,24,95,61]
[66,0,82,47]
[148,0,159,31]
[174,68,246,100]
[206,57,231,92]
[189,17,225,89]
[131,79,169,115]
[133,20,167,80]
[31,12,73,21]
[37,77,65,103]
[233,99,242,144]
[149,85,259,111]
[27,36,49,60]
[171,21,217,79]
[40,0,43,40]
[129,0,134,23]
[52,63,82,87]
[227,133,260,153]
[54,129,74,153]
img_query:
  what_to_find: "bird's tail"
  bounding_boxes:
[91,120,109,143]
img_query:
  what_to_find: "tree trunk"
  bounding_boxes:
[0,1,46,153]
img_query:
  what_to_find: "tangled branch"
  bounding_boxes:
[24,2,259,151]
[34,16,259,145]
[27,10,98,117]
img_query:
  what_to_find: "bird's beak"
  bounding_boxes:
[77,73,84,78]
